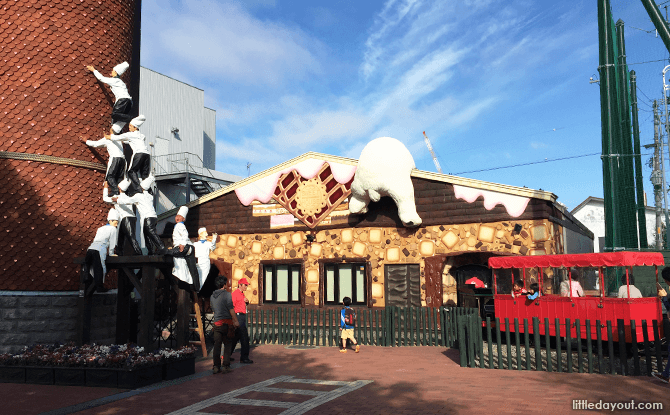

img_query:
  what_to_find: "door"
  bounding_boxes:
[384,264,421,307]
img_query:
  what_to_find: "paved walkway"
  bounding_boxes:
[3,345,670,414]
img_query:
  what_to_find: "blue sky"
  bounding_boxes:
[140,0,670,211]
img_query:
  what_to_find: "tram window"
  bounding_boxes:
[496,269,519,295]
[549,267,597,297]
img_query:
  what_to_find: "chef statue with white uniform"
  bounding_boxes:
[110,115,150,197]
[82,209,119,293]
[167,206,200,291]
[112,175,166,255]
[194,227,217,291]
[103,182,142,256]
[81,134,126,197]
[85,61,133,135]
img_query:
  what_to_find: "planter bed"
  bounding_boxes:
[163,356,196,381]
[0,343,196,388]
[1,360,193,388]
[0,366,26,383]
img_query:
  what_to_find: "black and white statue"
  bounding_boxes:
[82,209,119,293]
[113,176,166,255]
[85,62,133,134]
[82,135,126,197]
[103,182,142,256]
[167,206,200,291]
[194,227,217,291]
[110,115,150,197]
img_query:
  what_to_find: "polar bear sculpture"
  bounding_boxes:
[349,137,422,227]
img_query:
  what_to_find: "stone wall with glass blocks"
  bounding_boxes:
[209,218,563,307]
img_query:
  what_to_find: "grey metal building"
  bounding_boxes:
[139,67,241,215]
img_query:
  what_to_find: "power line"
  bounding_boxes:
[453,152,653,175]
[636,86,654,107]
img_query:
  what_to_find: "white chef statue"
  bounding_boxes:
[194,227,217,291]
[110,115,150,197]
[112,175,166,255]
[102,182,142,256]
[83,209,119,293]
[85,61,133,134]
[81,134,126,197]
[167,206,200,291]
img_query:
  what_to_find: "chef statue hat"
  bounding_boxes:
[107,208,119,222]
[140,174,155,190]
[111,122,124,134]
[198,227,207,236]
[113,61,129,76]
[130,115,146,129]
[118,178,131,192]
[177,206,189,219]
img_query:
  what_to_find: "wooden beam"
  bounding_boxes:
[120,266,142,292]
[138,265,156,350]
[76,262,93,346]
[176,288,190,348]
[116,269,130,344]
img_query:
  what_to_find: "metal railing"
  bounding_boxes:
[152,152,213,176]
[152,152,225,191]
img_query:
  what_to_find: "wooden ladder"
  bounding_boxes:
[189,292,208,357]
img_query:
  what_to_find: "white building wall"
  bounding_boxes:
[139,67,206,167]
[203,107,216,170]
[572,198,660,252]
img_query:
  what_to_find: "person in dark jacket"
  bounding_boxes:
[210,275,238,374]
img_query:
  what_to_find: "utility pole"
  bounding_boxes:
[663,66,670,247]
[648,100,664,249]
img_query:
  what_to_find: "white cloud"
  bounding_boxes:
[142,0,322,86]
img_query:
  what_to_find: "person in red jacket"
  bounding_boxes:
[231,278,253,364]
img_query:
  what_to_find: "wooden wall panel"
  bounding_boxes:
[184,177,565,236]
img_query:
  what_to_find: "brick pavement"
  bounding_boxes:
[3,345,670,415]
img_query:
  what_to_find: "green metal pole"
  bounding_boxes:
[630,70,648,248]
[615,20,639,249]
[641,0,670,53]
[598,0,619,251]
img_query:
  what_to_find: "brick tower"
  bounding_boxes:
[0,0,141,291]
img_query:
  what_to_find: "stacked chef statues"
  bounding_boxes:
[81,61,210,293]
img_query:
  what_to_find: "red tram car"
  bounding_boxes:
[488,251,665,342]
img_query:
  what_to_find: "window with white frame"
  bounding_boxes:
[324,262,366,305]
[263,263,301,304]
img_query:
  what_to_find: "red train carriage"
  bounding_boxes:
[488,252,665,342]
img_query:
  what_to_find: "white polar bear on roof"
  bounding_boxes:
[349,137,422,227]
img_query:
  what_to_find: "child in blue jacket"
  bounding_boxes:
[340,297,360,353]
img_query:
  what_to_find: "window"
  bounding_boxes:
[263,264,301,304]
[324,263,367,305]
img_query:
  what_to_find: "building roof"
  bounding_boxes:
[571,196,658,215]
[157,151,558,221]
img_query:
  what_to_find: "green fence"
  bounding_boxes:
[478,317,667,376]
[246,306,481,366]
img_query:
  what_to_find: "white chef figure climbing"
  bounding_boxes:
[85,61,133,135]
[110,115,151,197]
[166,206,201,291]
[194,227,217,291]
[81,134,126,197]
[82,209,119,293]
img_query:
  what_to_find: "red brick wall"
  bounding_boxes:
[0,1,140,290]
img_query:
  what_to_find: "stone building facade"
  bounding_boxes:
[158,153,593,310]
